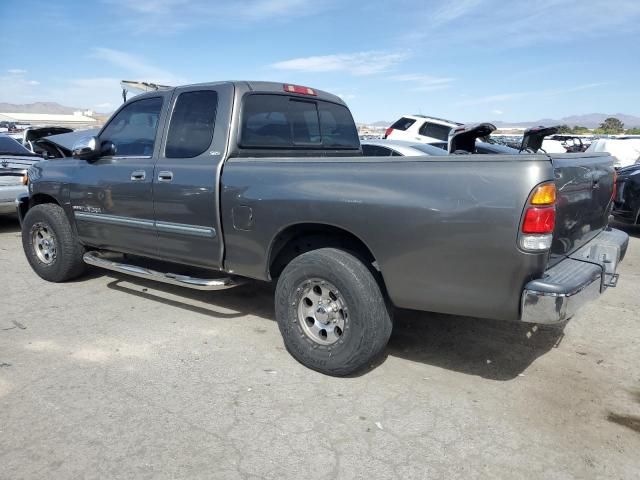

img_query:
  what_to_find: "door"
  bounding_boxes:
[152,84,233,269]
[70,94,169,256]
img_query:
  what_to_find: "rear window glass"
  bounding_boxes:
[410,143,449,156]
[418,122,452,141]
[166,90,218,158]
[390,117,416,131]
[240,95,359,149]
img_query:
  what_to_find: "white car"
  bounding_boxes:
[384,115,462,144]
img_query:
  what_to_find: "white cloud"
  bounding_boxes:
[430,0,483,26]
[390,73,455,91]
[491,109,504,115]
[458,83,607,107]
[271,51,410,76]
[91,47,186,85]
[7,69,27,75]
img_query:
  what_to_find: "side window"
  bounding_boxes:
[362,145,393,156]
[100,97,163,157]
[166,90,218,158]
[390,117,416,131]
[418,122,452,142]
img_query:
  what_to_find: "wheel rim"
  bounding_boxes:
[31,222,57,264]
[296,278,347,346]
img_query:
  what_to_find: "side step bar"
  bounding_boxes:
[83,251,243,291]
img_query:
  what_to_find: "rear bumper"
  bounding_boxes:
[521,228,629,324]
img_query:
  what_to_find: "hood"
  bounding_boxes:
[24,127,74,143]
[520,126,559,153]
[448,123,496,153]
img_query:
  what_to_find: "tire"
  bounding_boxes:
[275,248,393,376]
[22,203,86,282]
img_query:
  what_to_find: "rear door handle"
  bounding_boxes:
[158,171,174,182]
[130,170,146,181]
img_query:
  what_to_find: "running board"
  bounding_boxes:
[83,251,243,291]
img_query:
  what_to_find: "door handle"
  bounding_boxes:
[158,171,174,182]
[130,170,146,181]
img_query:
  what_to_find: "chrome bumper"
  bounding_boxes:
[521,228,629,324]
[0,185,27,214]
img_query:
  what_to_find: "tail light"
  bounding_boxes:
[283,84,317,96]
[384,127,393,139]
[612,170,617,201]
[519,182,556,252]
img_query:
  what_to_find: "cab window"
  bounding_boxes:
[100,97,163,157]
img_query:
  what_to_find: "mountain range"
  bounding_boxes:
[364,113,640,129]
[2,103,639,129]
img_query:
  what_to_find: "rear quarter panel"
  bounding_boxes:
[221,154,553,321]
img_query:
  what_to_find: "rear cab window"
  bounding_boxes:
[166,90,218,158]
[390,117,416,131]
[239,94,359,151]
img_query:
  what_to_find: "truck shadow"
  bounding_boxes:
[0,216,20,234]
[101,272,562,381]
[611,221,640,238]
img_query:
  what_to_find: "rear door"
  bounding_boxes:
[152,83,233,268]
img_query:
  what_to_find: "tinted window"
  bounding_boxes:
[240,95,359,149]
[418,122,452,141]
[362,145,394,156]
[166,90,218,158]
[0,136,33,155]
[475,143,520,154]
[390,117,416,131]
[100,97,163,157]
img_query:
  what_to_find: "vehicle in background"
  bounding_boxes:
[17,80,628,376]
[361,139,448,156]
[34,128,101,159]
[548,135,588,153]
[384,115,462,144]
[445,124,559,155]
[612,163,640,225]
[0,135,42,215]
[21,127,74,156]
[587,138,640,168]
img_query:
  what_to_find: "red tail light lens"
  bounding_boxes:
[384,127,393,138]
[612,170,617,201]
[522,207,556,234]
[283,84,317,96]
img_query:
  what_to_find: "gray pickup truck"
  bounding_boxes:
[17,81,629,375]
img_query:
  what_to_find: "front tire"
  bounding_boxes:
[275,248,393,376]
[22,203,86,282]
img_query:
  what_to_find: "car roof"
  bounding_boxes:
[361,138,448,156]
[397,114,462,127]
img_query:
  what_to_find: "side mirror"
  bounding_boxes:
[72,136,100,160]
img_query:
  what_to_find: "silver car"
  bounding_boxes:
[361,138,448,157]
[0,136,41,215]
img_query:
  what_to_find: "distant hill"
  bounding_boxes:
[363,113,640,129]
[0,102,83,114]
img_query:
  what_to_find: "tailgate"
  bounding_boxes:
[548,152,615,268]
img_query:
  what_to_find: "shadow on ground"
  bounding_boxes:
[0,216,20,234]
[99,268,562,381]
[611,221,640,238]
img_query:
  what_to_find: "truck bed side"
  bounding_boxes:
[220,154,553,321]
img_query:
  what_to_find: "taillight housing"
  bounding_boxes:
[384,127,393,139]
[612,170,617,202]
[519,182,556,252]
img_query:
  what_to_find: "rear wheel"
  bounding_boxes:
[275,248,392,376]
[22,204,86,282]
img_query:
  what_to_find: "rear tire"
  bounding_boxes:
[275,248,393,376]
[22,203,86,282]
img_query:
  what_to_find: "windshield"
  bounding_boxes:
[0,136,34,155]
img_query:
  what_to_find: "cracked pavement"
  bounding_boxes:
[1,216,639,479]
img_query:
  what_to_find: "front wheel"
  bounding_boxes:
[22,203,86,282]
[275,248,393,376]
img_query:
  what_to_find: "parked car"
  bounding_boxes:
[0,135,42,215]
[384,115,462,144]
[17,80,628,376]
[612,163,640,225]
[446,124,558,155]
[21,127,74,156]
[587,138,640,168]
[548,135,588,153]
[33,128,101,159]
[361,139,448,156]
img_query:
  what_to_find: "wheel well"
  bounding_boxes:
[268,223,378,280]
[29,193,61,208]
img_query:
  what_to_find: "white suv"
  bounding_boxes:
[384,115,462,144]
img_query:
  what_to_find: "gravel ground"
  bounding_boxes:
[1,215,639,480]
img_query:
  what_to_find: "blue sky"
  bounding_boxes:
[0,0,639,123]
